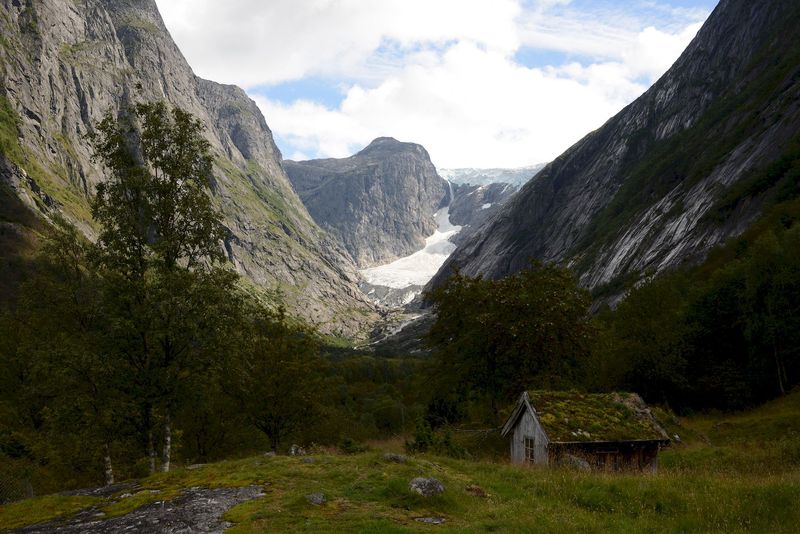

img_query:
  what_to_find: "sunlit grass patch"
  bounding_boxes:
[0,494,100,529]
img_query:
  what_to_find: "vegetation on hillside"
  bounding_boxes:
[591,197,800,411]
[0,103,425,502]
[2,391,800,532]
[425,263,593,422]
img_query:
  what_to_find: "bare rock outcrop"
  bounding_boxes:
[285,138,448,268]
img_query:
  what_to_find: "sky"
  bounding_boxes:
[155,0,718,168]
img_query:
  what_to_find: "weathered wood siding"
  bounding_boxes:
[549,442,662,473]
[510,409,549,465]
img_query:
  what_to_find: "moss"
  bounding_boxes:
[19,2,39,34]
[527,390,666,442]
[122,14,160,35]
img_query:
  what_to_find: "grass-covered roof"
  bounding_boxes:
[527,390,668,443]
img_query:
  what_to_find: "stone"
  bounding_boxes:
[382,453,408,464]
[302,457,316,464]
[415,517,446,525]
[409,477,445,497]
[290,445,307,456]
[559,454,592,472]
[305,492,326,506]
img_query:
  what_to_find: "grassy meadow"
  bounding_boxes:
[2,391,799,533]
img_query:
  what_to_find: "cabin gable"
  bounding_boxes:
[509,403,549,465]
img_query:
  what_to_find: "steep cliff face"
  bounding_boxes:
[0,0,377,337]
[431,0,800,293]
[284,138,449,268]
[448,182,519,246]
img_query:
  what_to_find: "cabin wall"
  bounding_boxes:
[510,410,549,465]
[549,443,661,473]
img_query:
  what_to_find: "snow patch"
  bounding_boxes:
[481,203,492,210]
[361,192,462,290]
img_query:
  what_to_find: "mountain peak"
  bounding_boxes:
[358,137,428,159]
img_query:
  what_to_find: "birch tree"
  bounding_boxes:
[90,101,230,473]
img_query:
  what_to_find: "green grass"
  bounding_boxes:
[4,393,799,532]
[0,495,101,529]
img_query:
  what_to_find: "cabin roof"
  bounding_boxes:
[503,390,669,443]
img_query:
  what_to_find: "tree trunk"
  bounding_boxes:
[774,340,786,396]
[147,429,156,475]
[162,413,171,473]
[103,443,115,486]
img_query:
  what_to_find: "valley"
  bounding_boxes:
[2,0,800,531]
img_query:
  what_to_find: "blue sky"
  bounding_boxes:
[157,0,717,168]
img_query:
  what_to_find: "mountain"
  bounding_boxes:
[439,165,545,188]
[448,182,520,246]
[431,0,800,293]
[0,0,377,337]
[284,138,448,268]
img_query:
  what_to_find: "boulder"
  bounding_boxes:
[409,477,445,497]
[305,492,326,506]
[559,454,592,472]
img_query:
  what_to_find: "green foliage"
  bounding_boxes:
[338,437,368,455]
[90,101,225,273]
[405,418,468,459]
[592,205,800,410]
[222,308,324,452]
[425,262,594,421]
[87,101,236,475]
[0,95,25,163]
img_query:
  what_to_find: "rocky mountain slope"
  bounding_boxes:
[285,138,448,268]
[431,0,800,293]
[0,0,377,337]
[448,182,519,246]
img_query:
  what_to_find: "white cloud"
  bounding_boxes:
[258,41,647,168]
[156,0,521,86]
[155,0,712,167]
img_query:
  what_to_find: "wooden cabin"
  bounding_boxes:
[501,391,669,472]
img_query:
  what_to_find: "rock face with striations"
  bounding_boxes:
[285,138,449,268]
[431,0,800,294]
[0,0,377,337]
[448,182,520,246]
